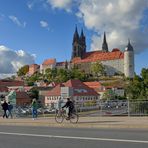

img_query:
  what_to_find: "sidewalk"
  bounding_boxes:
[0,116,148,129]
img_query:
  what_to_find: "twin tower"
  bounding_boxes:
[71,27,109,59]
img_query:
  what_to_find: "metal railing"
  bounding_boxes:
[0,100,148,118]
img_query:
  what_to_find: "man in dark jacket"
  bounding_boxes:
[2,100,8,118]
[62,97,74,120]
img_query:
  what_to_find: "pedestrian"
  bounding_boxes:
[56,97,64,112]
[8,102,13,118]
[31,98,38,120]
[1,100,8,118]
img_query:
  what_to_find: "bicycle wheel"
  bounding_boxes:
[70,113,79,123]
[55,113,64,123]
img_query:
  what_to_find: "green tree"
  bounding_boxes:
[17,65,29,76]
[26,72,41,86]
[102,89,116,101]
[69,67,87,81]
[28,87,39,100]
[126,68,148,100]
[56,69,69,82]
[91,61,105,78]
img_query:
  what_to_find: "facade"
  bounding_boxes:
[44,79,99,107]
[29,27,135,78]
[40,58,56,74]
[28,64,40,75]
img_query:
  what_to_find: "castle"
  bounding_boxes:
[29,27,135,78]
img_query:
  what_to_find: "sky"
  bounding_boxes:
[0,0,148,79]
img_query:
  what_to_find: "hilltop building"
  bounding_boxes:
[28,27,135,78]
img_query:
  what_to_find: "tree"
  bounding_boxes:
[102,89,116,101]
[126,68,148,100]
[26,72,41,86]
[91,61,105,78]
[17,65,29,76]
[69,67,87,81]
[28,87,39,100]
[56,69,69,82]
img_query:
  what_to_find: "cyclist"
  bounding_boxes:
[62,97,74,120]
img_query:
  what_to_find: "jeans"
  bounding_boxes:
[3,110,8,118]
[32,109,37,118]
[8,110,13,118]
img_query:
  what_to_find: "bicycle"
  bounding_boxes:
[55,109,79,123]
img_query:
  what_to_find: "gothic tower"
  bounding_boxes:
[124,40,134,78]
[71,26,86,60]
[102,32,108,52]
[71,26,80,59]
[80,28,86,56]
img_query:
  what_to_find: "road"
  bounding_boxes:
[0,125,148,148]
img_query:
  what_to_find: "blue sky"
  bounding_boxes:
[0,0,148,78]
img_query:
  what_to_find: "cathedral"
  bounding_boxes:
[30,27,135,78]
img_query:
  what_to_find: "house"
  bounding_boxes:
[44,79,99,107]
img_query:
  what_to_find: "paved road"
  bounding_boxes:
[0,125,148,148]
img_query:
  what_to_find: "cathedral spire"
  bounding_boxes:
[80,28,84,37]
[80,28,86,55]
[73,25,79,43]
[102,32,108,52]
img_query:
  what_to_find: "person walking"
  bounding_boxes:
[31,98,38,120]
[8,102,13,118]
[1,100,8,118]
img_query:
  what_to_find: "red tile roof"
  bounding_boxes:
[64,79,98,96]
[42,58,56,65]
[84,81,102,89]
[72,50,124,64]
[0,80,24,87]
[0,86,8,92]
[46,79,98,97]
[46,83,64,96]
[56,62,66,66]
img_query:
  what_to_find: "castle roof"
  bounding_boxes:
[72,50,124,64]
[42,58,56,65]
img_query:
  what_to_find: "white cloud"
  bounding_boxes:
[40,20,48,28]
[40,20,50,31]
[0,45,35,78]
[47,0,72,12]
[27,2,34,10]
[76,0,148,53]
[9,15,26,28]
